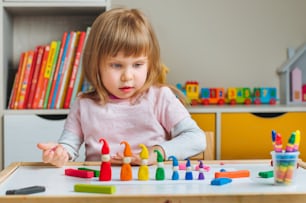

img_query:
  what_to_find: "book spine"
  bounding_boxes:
[55,31,78,109]
[23,48,39,108]
[31,45,50,109]
[17,50,35,109]
[37,41,58,109]
[43,41,61,109]
[14,52,29,109]
[26,46,45,109]
[47,32,68,109]
[8,52,25,109]
[70,27,91,107]
[63,31,86,109]
[49,32,71,109]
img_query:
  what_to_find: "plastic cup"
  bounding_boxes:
[271,151,299,185]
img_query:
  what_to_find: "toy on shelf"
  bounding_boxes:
[176,81,278,105]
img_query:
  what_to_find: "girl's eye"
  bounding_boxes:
[110,63,122,68]
[133,63,143,68]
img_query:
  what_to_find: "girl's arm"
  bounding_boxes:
[158,116,206,160]
[58,129,83,161]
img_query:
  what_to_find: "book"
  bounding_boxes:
[8,52,25,109]
[31,45,50,109]
[43,40,61,108]
[49,31,71,109]
[13,51,29,109]
[63,31,86,109]
[23,48,39,109]
[17,50,35,109]
[55,31,79,109]
[69,27,91,108]
[37,41,59,109]
[26,46,45,109]
[47,32,68,109]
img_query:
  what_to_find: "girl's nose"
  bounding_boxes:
[121,68,133,82]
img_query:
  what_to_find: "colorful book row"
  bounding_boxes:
[8,27,92,109]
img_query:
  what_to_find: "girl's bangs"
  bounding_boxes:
[111,29,150,57]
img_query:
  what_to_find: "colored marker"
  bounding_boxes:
[6,185,46,195]
[293,130,301,152]
[285,132,296,152]
[274,133,283,152]
[74,184,116,194]
[271,130,276,145]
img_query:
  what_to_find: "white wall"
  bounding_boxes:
[112,0,306,90]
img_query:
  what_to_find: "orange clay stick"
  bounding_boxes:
[215,170,250,178]
[120,141,133,181]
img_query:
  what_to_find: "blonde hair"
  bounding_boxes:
[82,7,187,105]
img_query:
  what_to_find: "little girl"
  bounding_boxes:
[37,7,206,167]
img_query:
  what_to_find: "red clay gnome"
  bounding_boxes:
[99,138,112,181]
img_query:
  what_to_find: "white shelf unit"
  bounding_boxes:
[0,0,111,169]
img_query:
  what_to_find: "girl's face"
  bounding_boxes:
[101,51,148,99]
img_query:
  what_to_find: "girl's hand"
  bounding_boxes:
[37,143,69,167]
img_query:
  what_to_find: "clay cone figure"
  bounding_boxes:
[99,138,112,181]
[154,149,165,180]
[120,141,133,181]
[138,144,150,180]
[198,160,205,180]
[185,159,193,180]
[168,155,179,180]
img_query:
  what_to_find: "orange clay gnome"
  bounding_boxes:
[99,138,112,181]
[138,144,150,180]
[120,141,133,181]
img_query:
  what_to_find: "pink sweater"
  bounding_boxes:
[61,86,192,161]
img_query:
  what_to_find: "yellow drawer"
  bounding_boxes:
[191,113,216,160]
[221,112,306,160]
[191,113,215,133]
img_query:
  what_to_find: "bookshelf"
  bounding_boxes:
[0,0,111,169]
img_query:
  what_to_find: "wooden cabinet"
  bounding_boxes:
[221,112,306,160]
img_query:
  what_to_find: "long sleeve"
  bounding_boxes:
[58,129,83,161]
[159,117,206,160]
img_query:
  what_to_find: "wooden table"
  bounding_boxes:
[0,160,306,203]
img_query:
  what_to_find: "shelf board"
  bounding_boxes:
[4,109,69,115]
